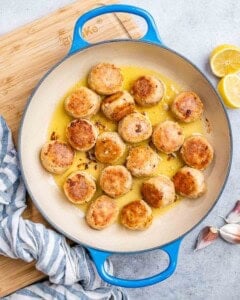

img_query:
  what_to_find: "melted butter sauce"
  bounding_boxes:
[48,66,205,217]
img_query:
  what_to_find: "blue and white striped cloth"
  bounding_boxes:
[0,116,127,300]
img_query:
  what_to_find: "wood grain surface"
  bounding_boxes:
[0,0,141,296]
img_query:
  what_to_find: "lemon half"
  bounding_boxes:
[218,73,240,108]
[210,44,240,77]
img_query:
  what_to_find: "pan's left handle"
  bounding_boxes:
[87,238,182,288]
[69,4,163,55]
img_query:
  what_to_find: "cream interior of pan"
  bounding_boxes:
[20,41,231,252]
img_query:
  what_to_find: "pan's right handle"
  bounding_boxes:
[69,4,163,54]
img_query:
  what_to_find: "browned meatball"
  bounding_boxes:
[118,112,152,143]
[66,119,98,151]
[173,166,206,198]
[101,91,135,121]
[126,145,160,177]
[64,87,100,118]
[141,175,175,208]
[180,135,214,170]
[88,63,123,95]
[95,132,126,164]
[171,91,204,123]
[40,140,74,174]
[120,200,153,230]
[86,195,119,230]
[63,171,96,204]
[152,120,184,154]
[131,75,165,106]
[99,165,132,198]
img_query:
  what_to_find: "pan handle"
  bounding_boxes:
[69,4,163,54]
[87,238,182,288]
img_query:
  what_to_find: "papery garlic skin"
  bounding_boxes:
[225,200,240,224]
[195,226,219,251]
[219,224,240,244]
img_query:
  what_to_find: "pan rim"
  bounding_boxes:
[18,39,233,254]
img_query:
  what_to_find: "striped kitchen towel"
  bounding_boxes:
[0,116,127,300]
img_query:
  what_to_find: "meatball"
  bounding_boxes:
[171,91,204,123]
[40,140,74,174]
[141,175,175,208]
[63,171,96,204]
[101,91,135,121]
[172,166,206,198]
[86,195,119,230]
[118,112,152,143]
[95,132,126,164]
[88,63,123,95]
[64,86,100,118]
[180,135,214,170]
[126,145,159,177]
[99,165,132,198]
[152,120,184,154]
[66,119,98,151]
[131,75,165,106]
[120,200,153,230]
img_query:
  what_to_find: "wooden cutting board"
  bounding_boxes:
[0,0,142,296]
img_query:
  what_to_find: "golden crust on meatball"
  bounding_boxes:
[171,91,204,123]
[66,119,98,151]
[95,132,126,164]
[126,145,159,177]
[40,140,74,174]
[172,166,206,198]
[101,91,135,121]
[118,112,152,143]
[131,75,165,106]
[88,63,123,95]
[141,175,175,208]
[99,165,132,198]
[86,195,119,230]
[152,120,184,154]
[63,171,96,204]
[64,86,100,118]
[120,200,153,230]
[180,135,214,170]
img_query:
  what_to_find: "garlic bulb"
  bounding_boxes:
[195,226,219,251]
[219,223,240,244]
[224,200,240,224]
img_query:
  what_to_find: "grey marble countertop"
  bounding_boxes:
[1,1,240,299]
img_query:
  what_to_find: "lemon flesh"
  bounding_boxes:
[218,73,240,108]
[210,44,240,77]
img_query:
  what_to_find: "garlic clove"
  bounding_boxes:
[195,226,219,251]
[219,223,240,244]
[225,200,240,224]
